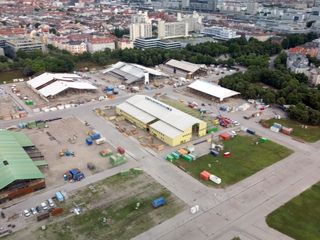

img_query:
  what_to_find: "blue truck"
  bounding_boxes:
[152,197,166,208]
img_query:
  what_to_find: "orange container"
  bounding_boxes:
[200,171,211,181]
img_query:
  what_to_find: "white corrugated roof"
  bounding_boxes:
[165,59,201,73]
[122,95,205,134]
[117,102,156,124]
[150,121,182,138]
[27,73,80,89]
[188,80,240,101]
[38,81,97,97]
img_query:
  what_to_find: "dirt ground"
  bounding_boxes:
[0,89,19,120]
[5,170,186,240]
[22,117,116,187]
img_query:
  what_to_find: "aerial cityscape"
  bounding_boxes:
[0,0,320,240]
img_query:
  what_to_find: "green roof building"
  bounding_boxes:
[0,130,44,191]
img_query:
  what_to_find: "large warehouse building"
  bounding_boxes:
[27,72,97,99]
[0,131,45,203]
[116,95,207,146]
[188,80,240,101]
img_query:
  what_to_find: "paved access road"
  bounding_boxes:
[1,90,319,240]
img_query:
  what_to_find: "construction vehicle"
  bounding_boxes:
[64,168,85,181]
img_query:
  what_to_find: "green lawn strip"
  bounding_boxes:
[263,118,320,142]
[266,182,320,240]
[0,70,24,84]
[173,135,292,187]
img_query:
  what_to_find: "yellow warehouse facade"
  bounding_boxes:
[116,95,207,147]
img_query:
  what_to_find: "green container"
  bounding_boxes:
[166,154,174,161]
[259,137,268,143]
[182,154,193,162]
[207,126,218,134]
[25,100,34,106]
[171,152,180,159]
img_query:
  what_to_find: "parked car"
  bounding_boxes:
[30,207,38,215]
[23,209,31,217]
[47,198,55,208]
[233,121,240,126]
[35,206,42,213]
[41,202,48,210]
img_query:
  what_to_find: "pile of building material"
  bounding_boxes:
[100,149,113,157]
[110,154,126,166]
[86,130,106,145]
[270,122,293,135]
[166,146,196,163]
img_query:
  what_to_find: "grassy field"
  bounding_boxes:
[264,118,320,143]
[173,135,292,187]
[160,97,214,127]
[266,182,320,240]
[5,169,185,240]
[0,70,24,84]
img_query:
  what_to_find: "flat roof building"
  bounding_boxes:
[188,80,240,101]
[5,37,44,58]
[116,95,207,146]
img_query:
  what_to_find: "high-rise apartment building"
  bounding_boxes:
[129,11,153,41]
[158,20,188,39]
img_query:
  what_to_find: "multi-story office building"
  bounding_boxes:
[158,20,188,39]
[201,26,240,40]
[134,38,182,49]
[188,0,217,12]
[5,37,44,58]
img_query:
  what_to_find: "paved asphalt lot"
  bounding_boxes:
[0,87,319,240]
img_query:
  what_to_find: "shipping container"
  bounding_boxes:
[187,146,195,153]
[246,129,255,135]
[223,152,231,157]
[270,126,280,133]
[152,197,166,208]
[95,137,106,145]
[273,123,282,129]
[51,208,63,216]
[209,174,222,184]
[210,149,219,156]
[171,152,180,159]
[281,127,293,135]
[86,137,93,145]
[55,192,64,202]
[117,146,125,155]
[182,154,193,162]
[90,132,101,140]
[37,212,50,221]
[200,171,210,181]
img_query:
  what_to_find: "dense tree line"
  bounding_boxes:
[219,68,320,125]
[281,32,319,49]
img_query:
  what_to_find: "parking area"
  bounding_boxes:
[21,117,118,187]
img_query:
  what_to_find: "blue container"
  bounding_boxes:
[86,137,93,145]
[107,86,114,91]
[55,191,64,202]
[152,197,166,208]
[69,168,79,176]
[90,133,101,140]
[211,149,219,156]
[246,129,256,135]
